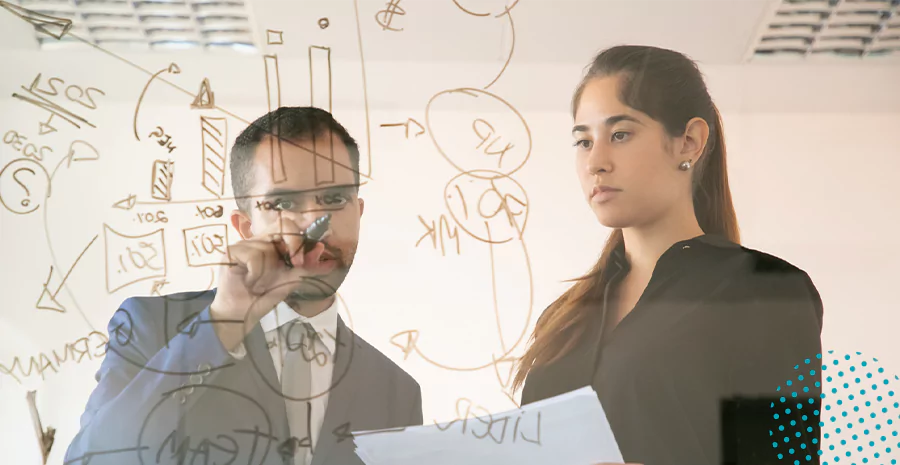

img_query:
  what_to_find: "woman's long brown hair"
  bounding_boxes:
[513,45,741,391]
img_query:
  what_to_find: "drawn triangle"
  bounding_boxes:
[36,287,65,312]
[0,1,73,40]
[277,438,298,460]
[332,422,353,443]
[112,194,136,210]
[190,78,215,109]
[39,120,57,136]
[408,118,425,137]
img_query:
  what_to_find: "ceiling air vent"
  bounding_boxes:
[13,0,259,52]
[749,0,900,60]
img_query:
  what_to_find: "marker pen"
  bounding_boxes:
[280,213,332,268]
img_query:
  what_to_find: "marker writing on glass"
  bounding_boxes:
[281,213,331,269]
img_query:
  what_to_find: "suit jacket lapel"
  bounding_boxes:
[312,316,365,465]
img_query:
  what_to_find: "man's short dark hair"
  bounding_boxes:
[229,106,360,212]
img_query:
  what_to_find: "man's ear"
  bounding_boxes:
[358,197,365,218]
[231,209,254,240]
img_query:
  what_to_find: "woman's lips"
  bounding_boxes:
[591,186,622,203]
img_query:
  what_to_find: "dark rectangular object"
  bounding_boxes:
[722,396,821,465]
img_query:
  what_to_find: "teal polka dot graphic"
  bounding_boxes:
[771,353,825,463]
[813,351,900,465]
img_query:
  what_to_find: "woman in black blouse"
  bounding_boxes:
[514,45,824,465]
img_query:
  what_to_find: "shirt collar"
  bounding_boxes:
[259,298,341,354]
[609,233,739,274]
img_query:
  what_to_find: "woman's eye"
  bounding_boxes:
[611,131,630,142]
[573,139,592,150]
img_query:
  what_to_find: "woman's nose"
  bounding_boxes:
[586,145,610,174]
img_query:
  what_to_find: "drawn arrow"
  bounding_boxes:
[38,114,57,136]
[277,437,299,461]
[133,63,181,141]
[332,422,353,443]
[0,1,73,40]
[380,118,424,139]
[36,234,99,312]
[150,279,168,295]
[36,283,65,312]
[112,194,137,210]
[389,330,419,360]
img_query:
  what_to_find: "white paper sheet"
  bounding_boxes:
[351,386,624,465]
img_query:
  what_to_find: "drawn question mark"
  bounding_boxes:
[12,167,35,207]
[0,158,50,215]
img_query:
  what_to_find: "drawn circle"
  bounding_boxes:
[426,88,531,177]
[0,158,50,215]
[138,384,274,465]
[244,278,355,402]
[444,170,529,243]
[335,291,354,330]
[318,17,330,29]
[452,0,520,17]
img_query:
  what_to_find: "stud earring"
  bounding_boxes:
[678,159,692,171]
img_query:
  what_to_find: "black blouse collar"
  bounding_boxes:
[609,233,740,274]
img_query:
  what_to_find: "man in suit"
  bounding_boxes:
[65,107,422,465]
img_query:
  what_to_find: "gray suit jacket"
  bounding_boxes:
[65,289,423,465]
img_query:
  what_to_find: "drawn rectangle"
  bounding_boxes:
[309,45,332,112]
[266,29,283,45]
[183,224,230,267]
[310,45,335,185]
[150,159,174,201]
[200,116,227,198]
[263,54,286,183]
[104,224,167,293]
[263,54,281,111]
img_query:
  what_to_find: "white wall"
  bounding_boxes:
[1,47,899,465]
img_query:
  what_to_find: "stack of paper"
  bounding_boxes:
[352,386,624,465]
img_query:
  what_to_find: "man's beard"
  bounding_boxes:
[286,244,355,302]
[286,269,346,301]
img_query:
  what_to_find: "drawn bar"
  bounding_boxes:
[150,159,174,201]
[200,116,227,198]
[263,54,287,184]
[310,45,334,185]
[309,45,332,112]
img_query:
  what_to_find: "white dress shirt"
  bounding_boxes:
[228,299,340,465]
